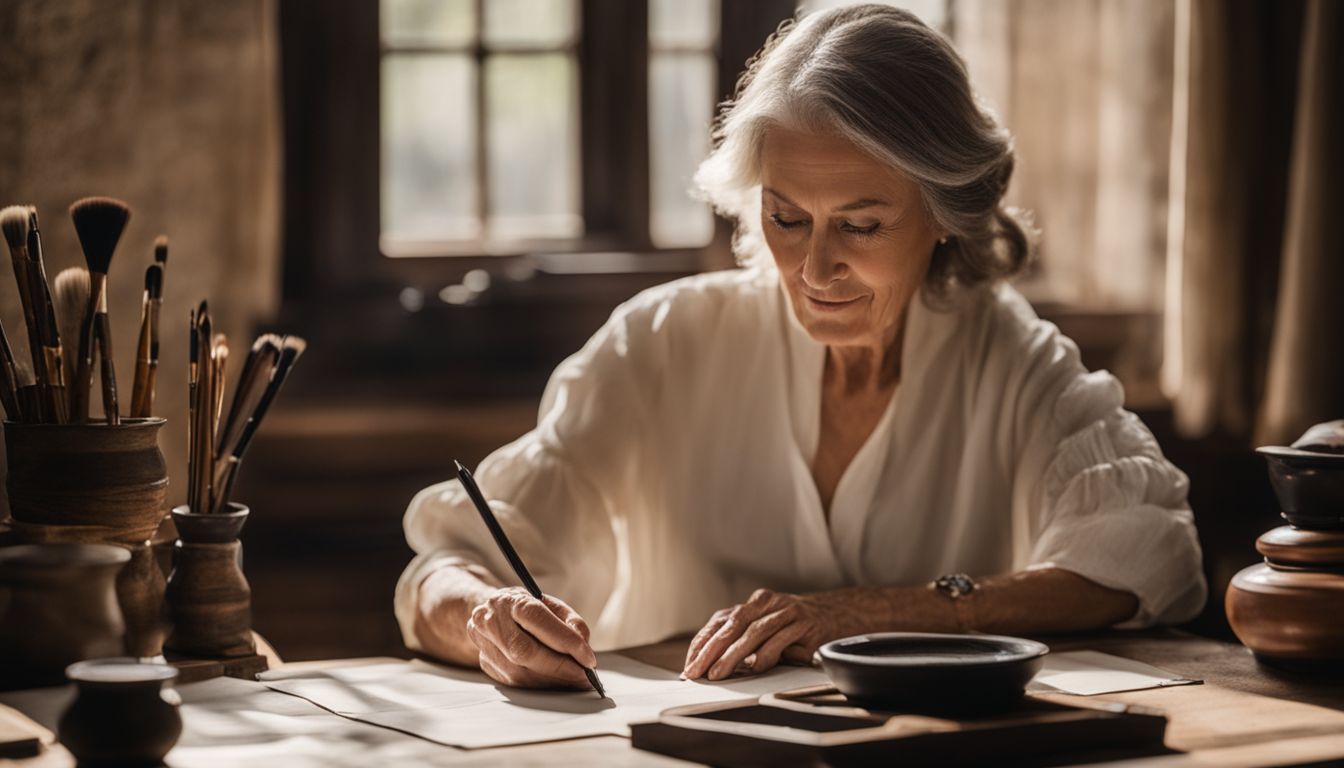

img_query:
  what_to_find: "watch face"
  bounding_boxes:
[936,573,976,598]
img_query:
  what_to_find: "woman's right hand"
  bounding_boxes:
[465,586,598,689]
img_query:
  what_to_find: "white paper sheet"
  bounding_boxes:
[1027,650,1200,696]
[259,653,830,749]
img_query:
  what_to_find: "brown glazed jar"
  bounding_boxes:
[4,418,169,544]
[1226,563,1344,666]
[164,504,256,658]
[58,658,182,766]
[0,544,130,689]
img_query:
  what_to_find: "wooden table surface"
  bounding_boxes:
[4,630,1344,767]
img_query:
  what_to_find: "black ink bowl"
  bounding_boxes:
[818,632,1049,716]
[1257,446,1344,530]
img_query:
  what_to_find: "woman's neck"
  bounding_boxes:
[825,323,904,395]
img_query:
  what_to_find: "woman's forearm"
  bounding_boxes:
[832,567,1138,637]
[413,563,504,667]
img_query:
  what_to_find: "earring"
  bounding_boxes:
[938,236,948,245]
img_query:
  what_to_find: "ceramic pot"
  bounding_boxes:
[58,658,182,766]
[1257,446,1344,530]
[4,418,169,544]
[164,504,256,658]
[1226,563,1344,666]
[0,544,130,689]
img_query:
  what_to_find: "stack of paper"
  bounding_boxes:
[260,654,830,749]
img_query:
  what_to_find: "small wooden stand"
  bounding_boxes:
[631,685,1171,767]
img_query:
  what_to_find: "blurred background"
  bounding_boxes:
[0,0,1339,660]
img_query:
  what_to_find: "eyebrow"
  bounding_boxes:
[763,187,894,212]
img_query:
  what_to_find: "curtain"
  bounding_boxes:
[1164,0,1342,444]
[0,0,282,506]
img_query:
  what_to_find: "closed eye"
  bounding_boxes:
[840,221,880,235]
[769,213,807,230]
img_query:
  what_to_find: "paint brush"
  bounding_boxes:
[212,335,305,513]
[192,308,213,512]
[149,236,167,411]
[187,308,200,513]
[52,268,90,418]
[130,265,161,418]
[69,197,131,423]
[1,206,48,421]
[26,207,66,422]
[215,334,282,461]
[0,315,21,421]
[14,361,38,423]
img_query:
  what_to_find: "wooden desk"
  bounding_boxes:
[3,631,1343,766]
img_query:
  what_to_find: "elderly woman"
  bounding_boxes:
[395,4,1205,689]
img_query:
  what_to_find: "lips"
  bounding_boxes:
[803,293,864,312]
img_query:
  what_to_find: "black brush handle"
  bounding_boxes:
[94,312,119,425]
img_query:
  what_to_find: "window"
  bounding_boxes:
[379,0,725,257]
[648,0,719,249]
[380,0,582,255]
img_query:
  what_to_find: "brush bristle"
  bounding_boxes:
[154,235,168,264]
[0,206,31,250]
[145,264,163,299]
[69,197,132,274]
[53,267,91,386]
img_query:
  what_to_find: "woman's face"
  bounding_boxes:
[760,127,942,351]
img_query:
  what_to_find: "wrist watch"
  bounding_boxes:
[930,573,978,630]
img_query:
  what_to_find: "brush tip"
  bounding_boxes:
[0,205,31,249]
[454,460,467,473]
[154,235,168,263]
[69,196,132,273]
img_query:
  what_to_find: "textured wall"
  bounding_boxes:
[0,0,281,508]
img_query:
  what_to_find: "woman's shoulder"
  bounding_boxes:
[607,266,779,340]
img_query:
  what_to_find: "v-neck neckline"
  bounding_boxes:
[777,279,914,582]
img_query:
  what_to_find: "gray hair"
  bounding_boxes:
[694,3,1033,293]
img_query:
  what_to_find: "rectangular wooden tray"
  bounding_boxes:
[631,685,1171,767]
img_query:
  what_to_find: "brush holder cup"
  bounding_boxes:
[164,504,256,658]
[3,418,171,659]
[4,418,169,544]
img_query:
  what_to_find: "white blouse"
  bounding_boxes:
[395,267,1206,652]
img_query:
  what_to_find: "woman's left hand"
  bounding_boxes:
[681,588,855,680]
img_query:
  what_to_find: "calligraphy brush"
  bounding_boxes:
[130,265,162,418]
[0,315,21,421]
[455,459,607,698]
[212,336,305,513]
[14,361,37,423]
[52,268,90,417]
[215,334,282,461]
[69,197,131,423]
[187,308,200,513]
[1,206,48,421]
[149,237,167,409]
[191,307,212,512]
[26,207,65,422]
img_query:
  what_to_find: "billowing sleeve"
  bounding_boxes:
[394,295,670,652]
[1006,319,1206,628]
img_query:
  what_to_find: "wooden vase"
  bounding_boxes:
[4,418,169,544]
[0,544,130,690]
[164,504,256,658]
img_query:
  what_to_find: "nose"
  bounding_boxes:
[802,230,845,289]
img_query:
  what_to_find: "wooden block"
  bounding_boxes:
[165,652,269,684]
[0,703,50,759]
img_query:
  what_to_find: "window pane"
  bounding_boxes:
[649,53,715,249]
[382,54,478,246]
[382,0,475,48]
[798,0,947,32]
[485,54,581,239]
[483,0,577,47]
[650,0,718,48]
